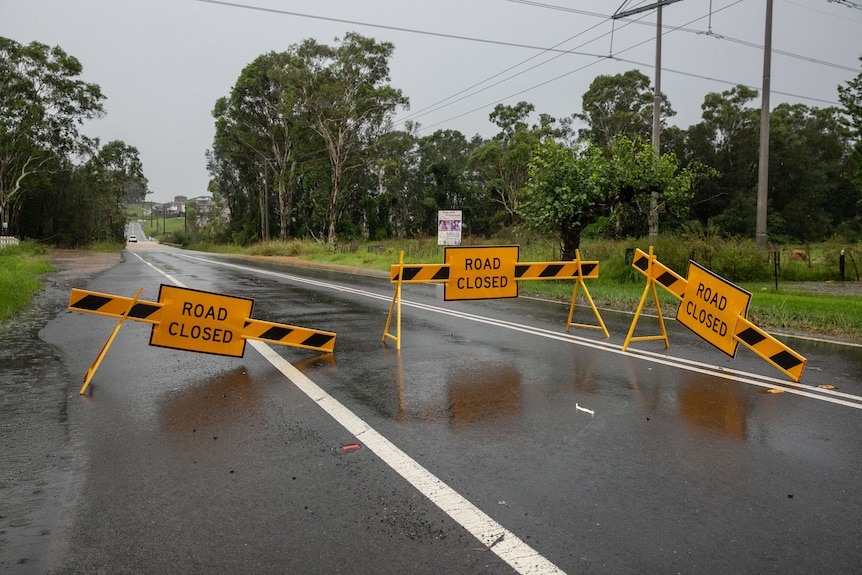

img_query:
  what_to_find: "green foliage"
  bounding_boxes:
[210,33,408,246]
[746,290,862,339]
[577,70,674,149]
[601,136,698,237]
[0,37,106,237]
[0,241,53,321]
[519,140,605,259]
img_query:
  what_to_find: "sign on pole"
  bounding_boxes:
[437,210,462,246]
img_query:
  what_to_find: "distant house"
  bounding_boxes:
[148,195,214,226]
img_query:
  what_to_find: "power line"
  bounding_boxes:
[197,0,850,138]
[508,0,858,73]
[827,0,862,10]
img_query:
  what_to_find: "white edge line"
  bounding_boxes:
[251,338,566,575]
[137,250,567,575]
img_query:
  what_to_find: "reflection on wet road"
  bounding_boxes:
[10,245,862,574]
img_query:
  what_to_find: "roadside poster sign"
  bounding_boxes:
[444,245,519,301]
[676,262,752,356]
[437,210,462,246]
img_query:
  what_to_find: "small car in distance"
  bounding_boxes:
[128,235,137,243]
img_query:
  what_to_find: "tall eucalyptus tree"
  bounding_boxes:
[293,32,408,244]
[0,37,105,234]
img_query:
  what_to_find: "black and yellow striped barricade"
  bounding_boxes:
[514,250,608,338]
[383,246,606,350]
[68,284,336,394]
[624,247,806,382]
[383,251,451,350]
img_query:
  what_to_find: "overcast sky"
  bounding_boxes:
[3,0,861,204]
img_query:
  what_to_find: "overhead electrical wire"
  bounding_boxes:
[197,0,852,142]
[507,0,858,73]
[418,0,847,132]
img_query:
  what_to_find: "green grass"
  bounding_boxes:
[195,237,861,340]
[742,288,862,339]
[144,215,187,238]
[5,234,860,340]
[0,241,54,321]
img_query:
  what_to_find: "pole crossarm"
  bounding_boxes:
[612,0,682,19]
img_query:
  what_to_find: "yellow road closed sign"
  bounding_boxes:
[444,246,519,301]
[676,262,752,357]
[150,285,254,357]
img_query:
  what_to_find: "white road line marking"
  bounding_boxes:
[135,251,567,574]
[251,340,565,575]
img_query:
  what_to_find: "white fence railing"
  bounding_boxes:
[0,236,20,249]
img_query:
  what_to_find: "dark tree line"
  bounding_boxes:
[1,37,148,245]
[208,42,862,247]
[3,33,860,248]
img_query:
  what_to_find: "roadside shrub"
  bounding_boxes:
[711,239,768,282]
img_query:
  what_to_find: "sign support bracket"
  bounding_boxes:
[623,247,670,351]
[382,250,405,350]
[80,287,142,395]
[566,249,609,337]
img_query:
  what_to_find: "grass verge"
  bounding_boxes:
[0,241,54,321]
[196,238,861,341]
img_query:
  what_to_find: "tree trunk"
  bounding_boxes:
[561,223,582,261]
[648,189,659,240]
[277,178,287,242]
[326,163,341,245]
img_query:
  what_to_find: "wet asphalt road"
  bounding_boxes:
[3,243,862,574]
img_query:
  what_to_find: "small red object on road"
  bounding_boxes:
[341,444,361,452]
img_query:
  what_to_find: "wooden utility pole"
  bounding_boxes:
[613,0,682,239]
[756,0,773,249]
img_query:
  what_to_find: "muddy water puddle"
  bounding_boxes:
[0,279,79,571]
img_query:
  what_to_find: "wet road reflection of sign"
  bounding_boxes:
[677,262,751,357]
[150,285,253,357]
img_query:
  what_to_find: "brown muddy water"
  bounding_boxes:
[0,252,118,572]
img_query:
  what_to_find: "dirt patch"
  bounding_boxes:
[47,250,122,286]
[778,280,862,297]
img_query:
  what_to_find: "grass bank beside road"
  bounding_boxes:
[191,238,862,342]
[0,241,122,323]
[4,238,860,341]
[0,242,54,321]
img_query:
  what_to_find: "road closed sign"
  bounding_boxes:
[444,245,519,301]
[676,262,752,357]
[150,285,254,357]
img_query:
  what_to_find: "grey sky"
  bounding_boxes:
[2,0,860,204]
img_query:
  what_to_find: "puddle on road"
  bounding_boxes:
[447,363,522,427]
[0,280,78,571]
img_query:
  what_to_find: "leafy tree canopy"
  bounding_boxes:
[0,37,105,231]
